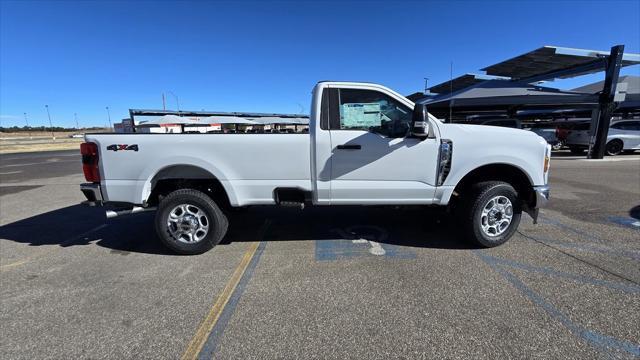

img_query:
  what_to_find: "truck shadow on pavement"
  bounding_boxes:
[0,204,477,256]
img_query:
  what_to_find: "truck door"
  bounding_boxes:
[325,87,439,204]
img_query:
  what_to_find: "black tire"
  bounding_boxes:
[461,181,521,248]
[155,189,228,255]
[605,139,623,156]
[569,146,585,155]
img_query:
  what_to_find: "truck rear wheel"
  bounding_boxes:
[155,189,228,255]
[462,181,521,247]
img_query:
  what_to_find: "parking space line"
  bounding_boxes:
[540,216,603,243]
[181,220,271,360]
[522,233,640,261]
[482,254,640,294]
[608,216,640,230]
[0,259,29,270]
[475,251,640,357]
[198,239,269,359]
[0,159,77,168]
[519,229,640,286]
[577,157,640,162]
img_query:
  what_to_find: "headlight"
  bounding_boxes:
[437,140,453,186]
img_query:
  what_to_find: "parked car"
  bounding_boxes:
[565,120,640,155]
[525,126,563,150]
[79,81,550,254]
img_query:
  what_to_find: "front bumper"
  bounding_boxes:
[80,183,103,206]
[525,185,549,224]
[534,185,550,208]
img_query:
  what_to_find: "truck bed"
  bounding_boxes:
[85,133,311,206]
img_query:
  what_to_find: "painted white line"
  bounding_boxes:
[1,223,109,271]
[0,171,22,175]
[577,158,640,162]
[2,153,78,161]
[0,159,77,168]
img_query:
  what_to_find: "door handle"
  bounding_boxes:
[336,144,361,150]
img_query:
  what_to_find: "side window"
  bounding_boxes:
[334,89,412,138]
[622,121,640,131]
[612,122,640,131]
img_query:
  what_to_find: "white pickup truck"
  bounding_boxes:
[80,81,550,254]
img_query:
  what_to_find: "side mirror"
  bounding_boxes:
[410,103,429,139]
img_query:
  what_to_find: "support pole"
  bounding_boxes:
[588,45,624,159]
[45,105,55,140]
[105,106,112,130]
[24,112,32,139]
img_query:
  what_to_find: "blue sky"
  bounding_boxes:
[1,0,639,128]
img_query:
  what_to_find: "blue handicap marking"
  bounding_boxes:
[315,225,416,261]
[607,216,640,230]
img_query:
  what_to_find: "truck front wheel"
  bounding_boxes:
[462,181,521,247]
[155,189,228,255]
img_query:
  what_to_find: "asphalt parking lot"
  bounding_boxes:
[1,150,639,359]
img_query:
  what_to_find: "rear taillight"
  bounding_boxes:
[80,142,100,182]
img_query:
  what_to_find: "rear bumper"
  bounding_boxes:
[80,183,103,206]
[80,183,155,218]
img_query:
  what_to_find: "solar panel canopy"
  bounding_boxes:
[428,74,507,94]
[480,46,640,81]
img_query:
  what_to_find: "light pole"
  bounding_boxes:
[167,91,180,114]
[23,112,32,139]
[45,105,55,140]
[105,106,112,130]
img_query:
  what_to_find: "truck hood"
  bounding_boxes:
[439,123,540,140]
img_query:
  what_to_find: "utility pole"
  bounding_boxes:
[45,105,55,140]
[588,45,625,159]
[105,106,112,130]
[423,77,429,94]
[24,112,32,139]
[74,113,80,130]
[162,93,166,110]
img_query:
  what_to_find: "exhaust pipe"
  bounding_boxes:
[106,206,156,219]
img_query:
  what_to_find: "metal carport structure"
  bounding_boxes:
[415,45,640,158]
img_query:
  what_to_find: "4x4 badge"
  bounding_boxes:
[107,144,139,152]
